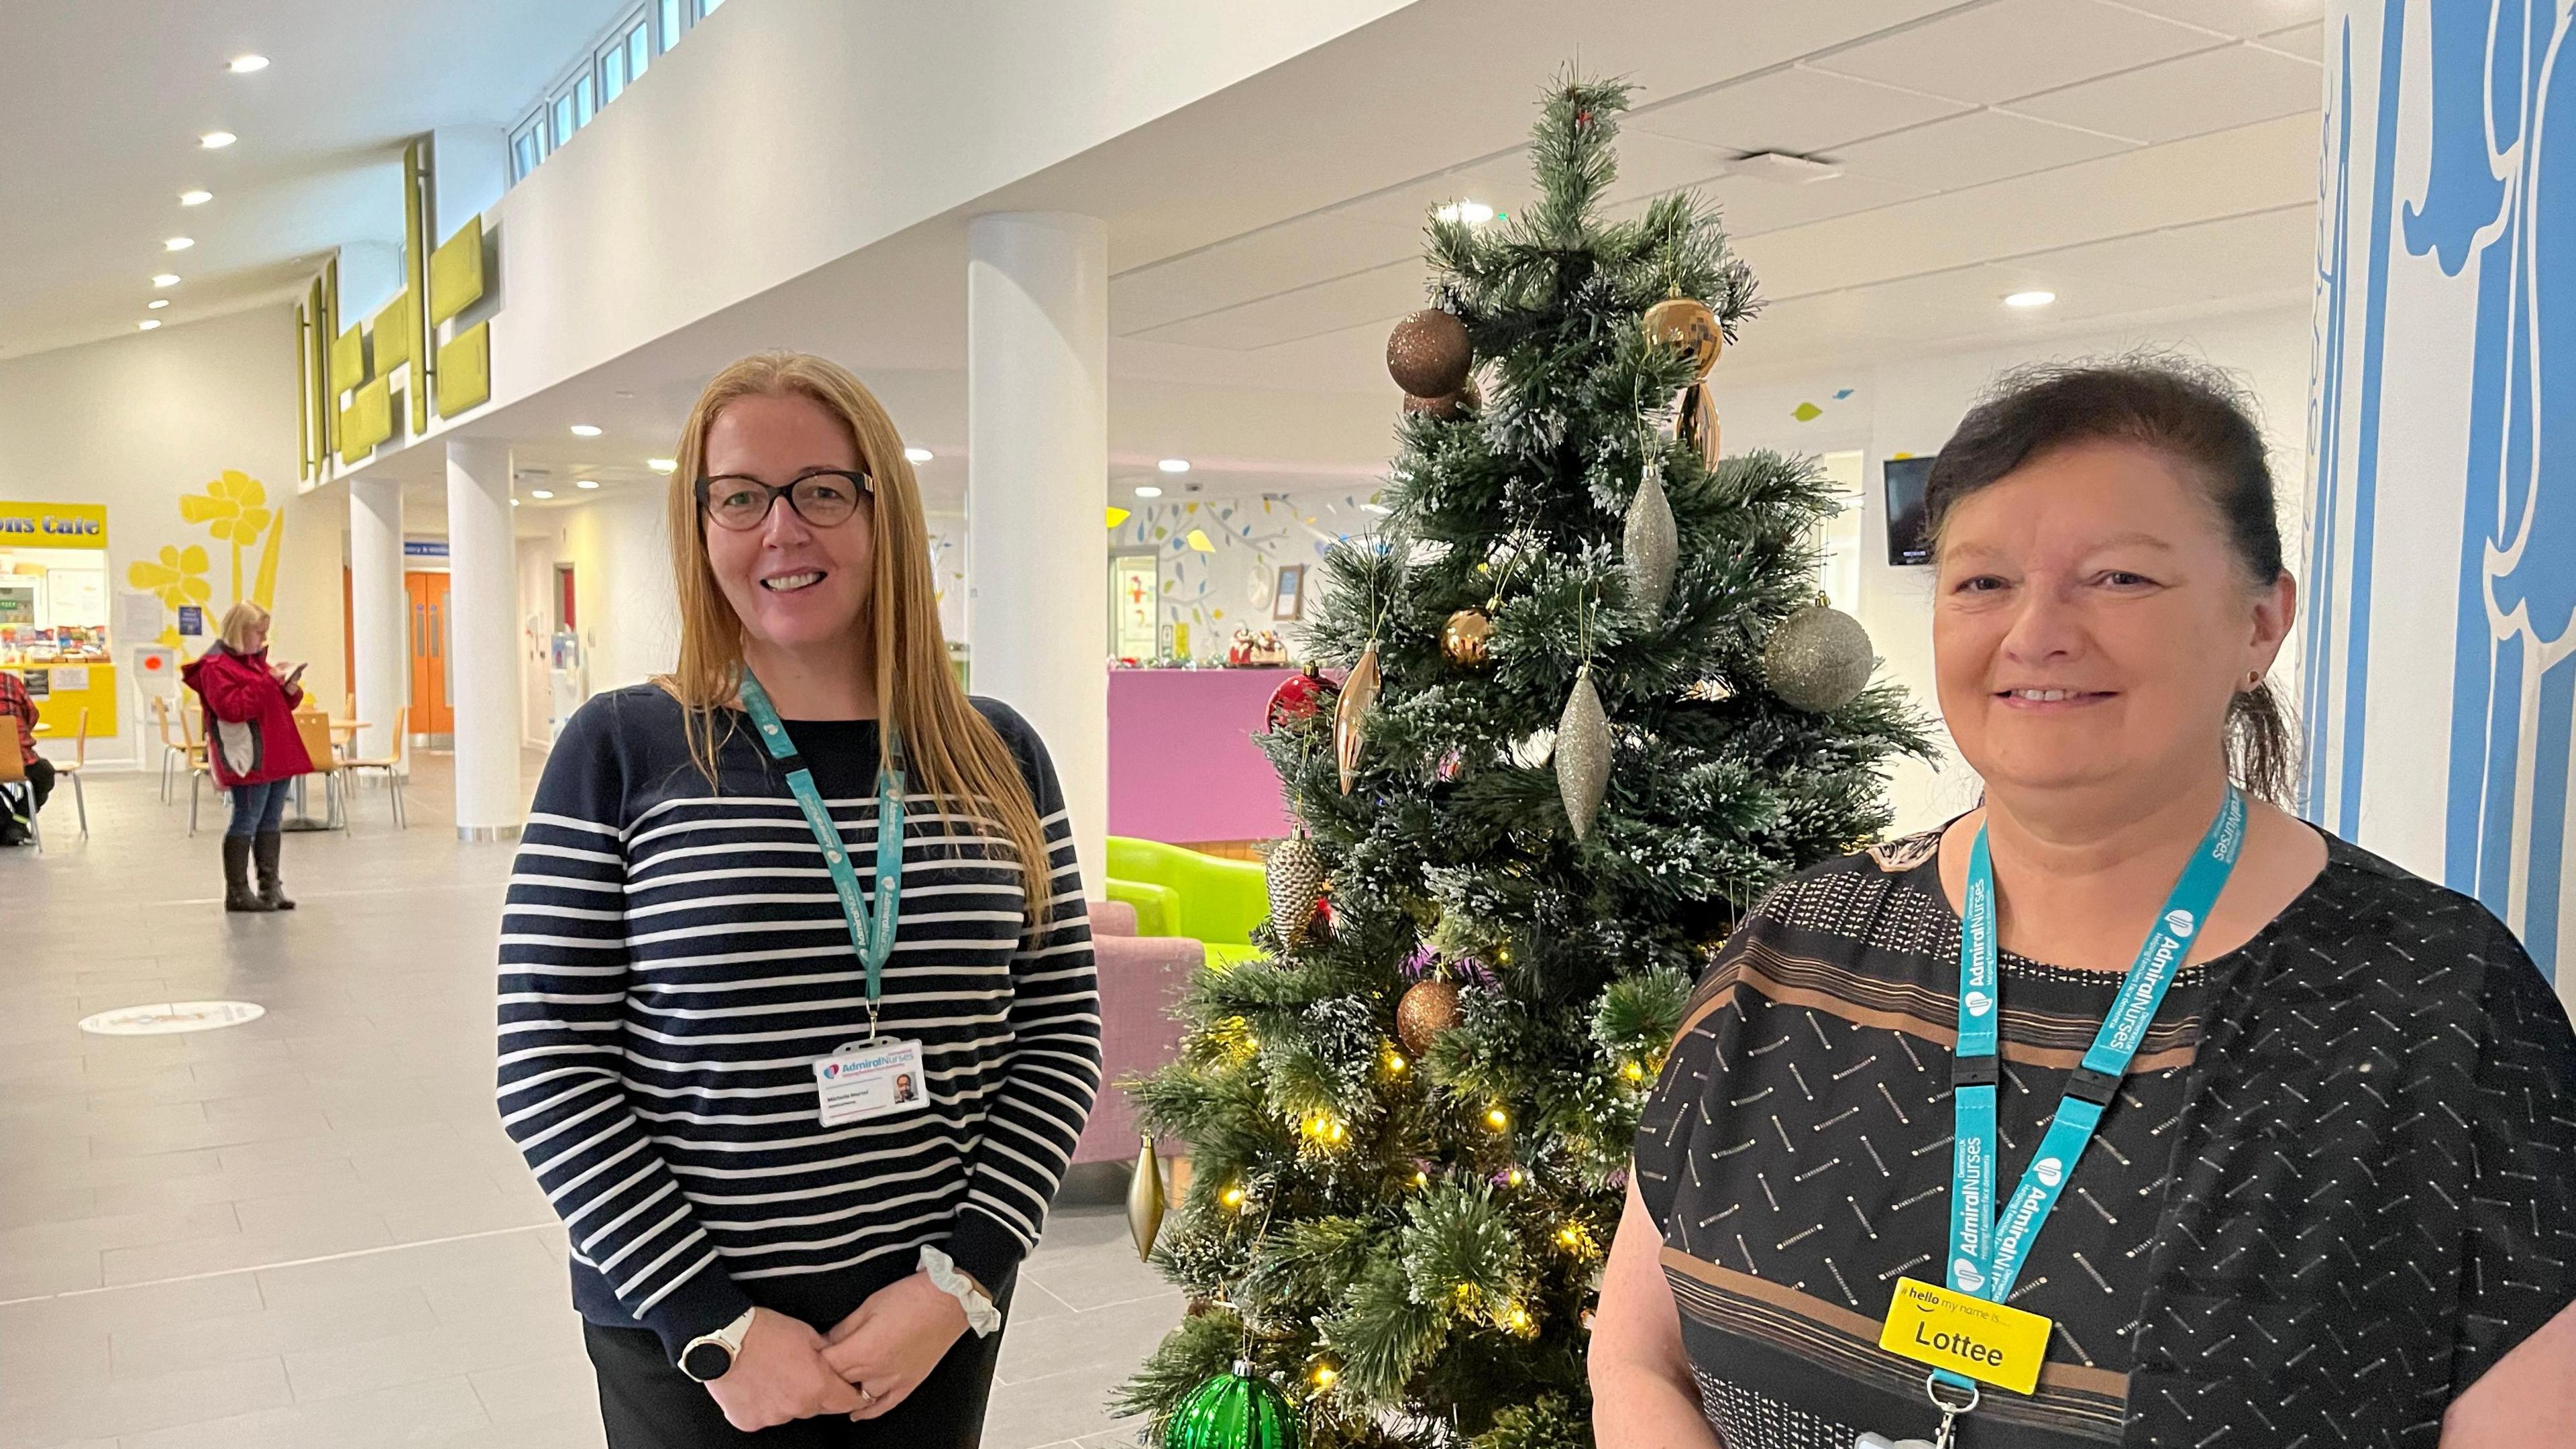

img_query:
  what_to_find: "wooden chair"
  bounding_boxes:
[339,706,409,828]
[56,708,88,837]
[292,707,344,829]
[152,696,204,804]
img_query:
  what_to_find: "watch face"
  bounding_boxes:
[681,1340,733,1382]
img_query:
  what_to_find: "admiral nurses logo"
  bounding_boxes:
[1964,990,1992,1018]
[2033,1157,2065,1188]
[1952,1258,1986,1292]
[2161,908,2196,938]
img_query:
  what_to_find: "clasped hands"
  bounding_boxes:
[702,1272,969,1432]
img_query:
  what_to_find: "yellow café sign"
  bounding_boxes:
[0,501,107,548]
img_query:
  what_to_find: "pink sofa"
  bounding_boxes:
[1073,900,1201,1164]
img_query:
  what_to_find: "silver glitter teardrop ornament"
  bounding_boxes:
[1556,663,1611,840]
[1623,458,1678,619]
[1764,600,1875,712]
[1265,835,1326,947]
[1335,641,1381,795]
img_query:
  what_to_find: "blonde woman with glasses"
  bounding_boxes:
[497,353,1101,1446]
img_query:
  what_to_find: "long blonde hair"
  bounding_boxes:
[661,352,1051,930]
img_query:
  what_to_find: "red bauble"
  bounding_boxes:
[1265,663,1338,731]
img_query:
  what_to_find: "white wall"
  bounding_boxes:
[532,494,682,702]
[0,305,321,769]
[1708,305,2314,834]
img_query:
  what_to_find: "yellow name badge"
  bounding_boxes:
[1878,1277,2051,1395]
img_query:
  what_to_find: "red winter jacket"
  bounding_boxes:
[181,643,313,788]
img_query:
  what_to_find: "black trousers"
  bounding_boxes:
[582,1275,1014,1449]
[1,759,52,843]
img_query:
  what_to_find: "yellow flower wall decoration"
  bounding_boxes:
[128,543,213,612]
[180,470,276,601]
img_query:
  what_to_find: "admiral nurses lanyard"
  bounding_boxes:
[1864,788,2245,1449]
[735,674,929,1129]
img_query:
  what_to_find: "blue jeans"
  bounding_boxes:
[225,777,293,839]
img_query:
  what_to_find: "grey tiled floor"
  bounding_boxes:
[0,757,1173,1448]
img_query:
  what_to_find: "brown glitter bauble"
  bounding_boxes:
[1387,309,1472,398]
[1402,377,1480,420]
[1396,978,1464,1057]
[1643,294,1723,380]
[1441,608,1494,665]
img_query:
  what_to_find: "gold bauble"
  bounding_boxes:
[1387,309,1472,398]
[1396,978,1464,1057]
[1442,608,1495,665]
[1680,382,1721,468]
[1644,294,1723,380]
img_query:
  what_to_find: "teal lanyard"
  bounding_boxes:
[735,673,906,1032]
[1938,788,2245,1387]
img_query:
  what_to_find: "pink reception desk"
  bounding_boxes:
[1108,667,1295,845]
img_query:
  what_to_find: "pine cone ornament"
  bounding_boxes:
[1265,836,1326,947]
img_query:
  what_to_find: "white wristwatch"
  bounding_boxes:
[679,1305,757,1383]
[920,1246,1002,1337]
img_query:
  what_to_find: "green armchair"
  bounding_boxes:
[1104,836,1271,969]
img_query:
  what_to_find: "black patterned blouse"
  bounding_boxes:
[1633,825,2576,1447]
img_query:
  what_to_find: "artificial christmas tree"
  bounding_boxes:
[1118,72,1928,1449]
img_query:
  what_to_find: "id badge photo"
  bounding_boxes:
[814,1037,928,1127]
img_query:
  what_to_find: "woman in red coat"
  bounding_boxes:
[181,601,312,912]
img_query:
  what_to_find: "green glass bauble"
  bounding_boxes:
[1165,1363,1301,1449]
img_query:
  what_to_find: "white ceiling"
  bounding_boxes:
[11,0,2328,521]
[0,0,633,359]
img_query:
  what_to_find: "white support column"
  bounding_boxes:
[347,474,407,767]
[446,438,521,839]
[967,212,1109,886]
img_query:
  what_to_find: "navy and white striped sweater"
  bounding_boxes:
[496,685,1100,1360]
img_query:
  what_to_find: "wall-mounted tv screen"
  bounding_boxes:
[1884,455,1934,566]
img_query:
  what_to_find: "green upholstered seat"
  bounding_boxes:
[1102,837,1271,965]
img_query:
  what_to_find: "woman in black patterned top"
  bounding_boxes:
[1589,362,2576,1447]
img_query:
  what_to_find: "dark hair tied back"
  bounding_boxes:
[1923,356,2297,804]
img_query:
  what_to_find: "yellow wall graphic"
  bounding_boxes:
[127,470,286,647]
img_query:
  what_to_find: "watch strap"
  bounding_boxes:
[920,1245,1002,1337]
[680,1305,758,1381]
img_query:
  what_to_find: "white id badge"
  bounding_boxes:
[814,1038,928,1127]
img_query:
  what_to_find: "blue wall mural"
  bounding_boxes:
[2309,0,2575,979]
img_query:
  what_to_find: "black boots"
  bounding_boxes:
[253,830,294,910]
[223,835,269,912]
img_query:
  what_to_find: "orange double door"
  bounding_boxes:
[405,572,453,741]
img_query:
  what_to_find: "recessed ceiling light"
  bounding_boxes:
[165,237,195,252]
[1435,200,1495,225]
[647,458,676,473]
[2004,290,2056,309]
[510,498,521,507]
[903,446,933,464]
[179,190,213,207]
[1157,458,1190,474]
[200,131,236,149]
[530,489,555,500]
[1134,484,1164,498]
[148,299,169,310]
[576,479,600,490]
[152,273,180,288]
[138,320,161,331]
[569,424,601,437]
[227,55,269,74]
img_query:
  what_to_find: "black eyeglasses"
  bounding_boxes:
[695,470,873,531]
